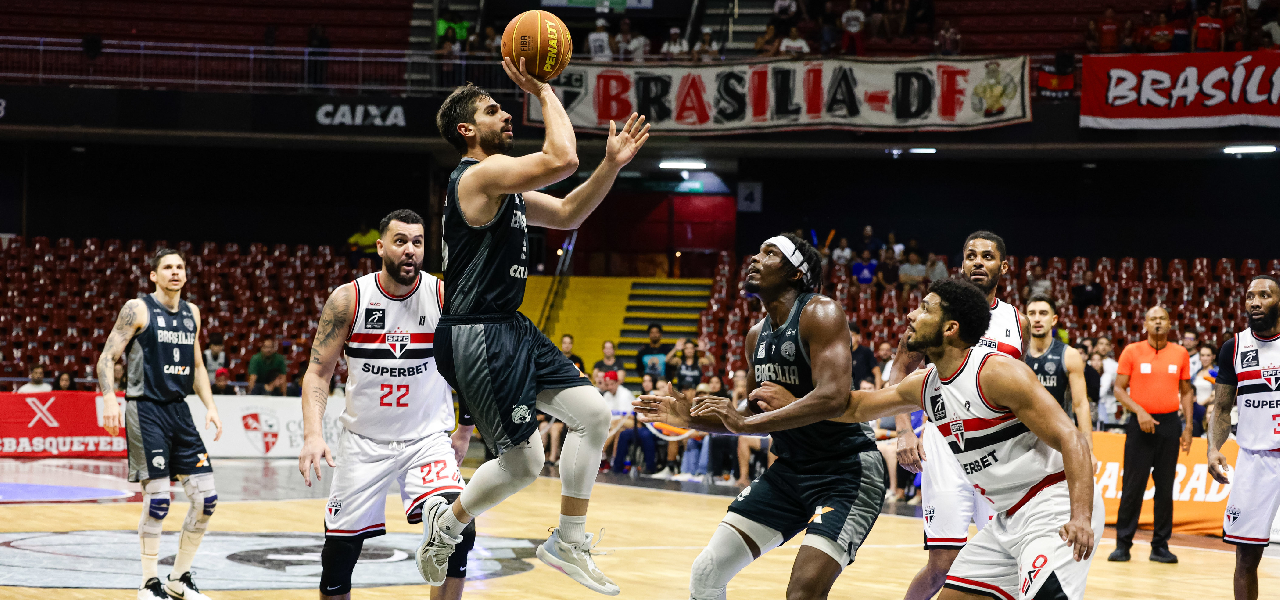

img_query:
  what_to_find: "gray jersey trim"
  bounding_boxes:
[125,401,145,482]
[833,450,888,564]
[449,323,514,454]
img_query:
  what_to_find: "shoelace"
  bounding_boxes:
[551,528,612,578]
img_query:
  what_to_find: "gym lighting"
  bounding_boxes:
[659,160,707,169]
[1222,145,1276,154]
[908,148,937,154]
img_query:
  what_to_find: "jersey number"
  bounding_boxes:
[379,384,410,407]
[173,348,180,362]
[1273,413,1280,435]
[419,460,459,486]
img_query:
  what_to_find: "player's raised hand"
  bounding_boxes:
[634,386,691,428]
[604,113,650,168]
[502,56,548,96]
[1207,447,1231,485]
[1059,515,1095,561]
[896,429,926,473]
[749,382,797,413]
[299,436,335,487]
[205,406,223,441]
[690,395,750,433]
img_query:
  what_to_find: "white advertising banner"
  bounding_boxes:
[185,395,346,459]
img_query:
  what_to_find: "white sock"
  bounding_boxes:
[436,504,468,540]
[559,514,587,545]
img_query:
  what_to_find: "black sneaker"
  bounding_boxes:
[1107,547,1131,562]
[138,577,168,600]
[1149,547,1179,563]
[165,571,211,599]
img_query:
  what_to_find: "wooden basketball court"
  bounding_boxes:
[1,465,1276,600]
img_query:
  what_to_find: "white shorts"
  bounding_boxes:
[945,482,1104,600]
[921,421,995,548]
[1223,448,1280,546]
[324,429,463,538]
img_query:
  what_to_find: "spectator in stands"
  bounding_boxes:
[820,1,842,54]
[772,0,800,30]
[560,334,585,373]
[755,24,782,56]
[737,435,773,487]
[210,368,236,395]
[661,27,690,60]
[615,18,636,61]
[831,237,853,275]
[248,338,287,395]
[587,18,614,62]
[1226,17,1247,50]
[1085,19,1101,53]
[841,2,867,54]
[884,231,904,260]
[1095,336,1123,428]
[593,340,626,383]
[934,19,961,55]
[851,249,878,287]
[113,363,126,394]
[1098,7,1122,53]
[1170,0,1194,52]
[668,340,707,391]
[306,25,331,88]
[858,225,884,256]
[603,371,654,473]
[850,323,882,389]
[1191,345,1215,438]
[635,324,674,381]
[874,252,900,295]
[17,365,52,393]
[885,0,908,39]
[630,30,651,62]
[778,26,812,55]
[204,332,226,381]
[925,252,949,283]
[876,341,896,378]
[437,28,463,86]
[436,11,470,43]
[1120,20,1138,51]
[1086,353,1103,411]
[1134,10,1155,51]
[1072,271,1103,310]
[54,372,77,391]
[1022,263,1052,301]
[693,26,722,62]
[467,25,499,57]
[1222,0,1247,31]
[898,250,928,297]
[1182,330,1201,373]
[1150,12,1175,51]
[1193,2,1226,51]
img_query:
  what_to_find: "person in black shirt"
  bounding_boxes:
[849,323,881,388]
[591,340,626,382]
[635,324,674,380]
[670,340,704,391]
[1072,271,1103,311]
[560,334,585,373]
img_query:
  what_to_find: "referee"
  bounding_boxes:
[1108,306,1194,564]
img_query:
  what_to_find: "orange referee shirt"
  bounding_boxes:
[1117,340,1190,414]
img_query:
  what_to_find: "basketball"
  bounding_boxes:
[501,10,572,83]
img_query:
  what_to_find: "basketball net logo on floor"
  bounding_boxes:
[0,531,541,589]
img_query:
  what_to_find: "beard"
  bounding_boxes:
[743,279,761,294]
[1248,303,1280,332]
[1030,329,1048,339]
[905,326,943,353]
[383,253,422,286]
[967,271,998,295]
[478,126,513,155]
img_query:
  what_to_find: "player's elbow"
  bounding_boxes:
[546,153,579,176]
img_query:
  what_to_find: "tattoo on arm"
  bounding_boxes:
[1207,383,1235,451]
[97,300,141,395]
[310,287,352,366]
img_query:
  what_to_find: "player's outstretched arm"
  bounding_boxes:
[981,356,1095,562]
[188,305,223,441]
[750,371,926,424]
[524,112,650,230]
[95,299,147,436]
[887,334,928,471]
[298,283,354,486]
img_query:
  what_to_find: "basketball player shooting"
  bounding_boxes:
[422,56,649,596]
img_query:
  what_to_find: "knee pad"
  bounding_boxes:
[689,521,762,600]
[139,479,172,537]
[180,473,217,532]
[319,535,363,596]
[446,519,477,579]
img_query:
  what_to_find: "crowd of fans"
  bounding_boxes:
[1085,1,1280,53]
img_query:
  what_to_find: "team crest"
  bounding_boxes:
[511,405,532,424]
[242,409,281,454]
[949,419,966,449]
[1241,349,1259,369]
[923,505,935,523]
[978,338,997,350]
[386,329,411,358]
[1045,361,1057,375]
[1225,505,1241,525]
[327,499,342,518]
[781,341,796,361]
[364,308,386,330]
[152,456,166,470]
[1262,368,1280,389]
[184,318,194,331]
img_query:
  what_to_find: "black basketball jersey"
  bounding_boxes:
[1026,338,1072,418]
[126,294,198,402]
[752,293,876,464]
[441,158,529,316]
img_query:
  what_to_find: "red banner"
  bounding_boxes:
[0,392,126,457]
[1080,50,1280,128]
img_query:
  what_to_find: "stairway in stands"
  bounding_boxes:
[617,279,713,386]
[704,0,774,55]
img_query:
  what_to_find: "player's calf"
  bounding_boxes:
[137,479,171,599]
[165,473,216,600]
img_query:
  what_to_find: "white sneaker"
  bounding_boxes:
[670,472,697,482]
[164,572,210,600]
[536,528,620,596]
[649,466,674,479]
[415,496,462,586]
[139,578,167,600]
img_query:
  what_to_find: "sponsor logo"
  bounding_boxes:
[757,344,767,359]
[157,316,166,327]
[327,499,342,518]
[809,506,834,524]
[1225,505,1241,525]
[1,436,125,454]
[736,485,751,502]
[315,104,407,127]
[509,265,528,279]
[1242,349,1259,369]
[510,211,527,230]
[152,455,166,470]
[365,308,386,330]
[163,365,192,375]
[242,410,281,454]
[369,301,382,307]
[929,393,945,422]
[511,405,532,424]
[196,453,209,468]
[25,397,58,428]
[923,505,935,523]
[1263,367,1280,389]
[386,330,411,358]
[1021,554,1048,595]
[780,341,796,361]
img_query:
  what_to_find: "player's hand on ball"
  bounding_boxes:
[1207,448,1231,484]
[749,382,796,413]
[691,396,749,433]
[1059,516,1095,561]
[634,389,691,428]
[101,393,121,436]
[205,406,223,441]
[299,437,335,487]
[502,57,548,96]
[604,113,650,169]
[896,429,926,473]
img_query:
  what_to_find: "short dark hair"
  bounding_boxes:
[209,332,224,345]
[1251,274,1280,290]
[774,232,823,292]
[602,340,615,348]
[849,322,861,334]
[928,278,991,347]
[562,333,574,341]
[150,248,186,272]
[436,83,492,153]
[648,323,664,333]
[1026,294,1057,315]
[379,209,424,235]
[29,364,43,375]
[963,230,1007,261]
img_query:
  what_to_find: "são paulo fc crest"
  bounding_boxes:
[242,409,281,454]
[1225,505,1241,525]
[1262,368,1280,389]
[327,499,342,518]
[949,419,966,449]
[386,329,411,358]
[923,505,935,523]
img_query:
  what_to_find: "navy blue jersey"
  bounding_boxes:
[441,158,528,316]
[752,293,876,464]
[126,295,198,402]
[1026,338,1072,418]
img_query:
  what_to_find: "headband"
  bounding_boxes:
[764,235,812,287]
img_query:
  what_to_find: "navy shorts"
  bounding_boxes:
[125,398,213,483]
[437,312,591,456]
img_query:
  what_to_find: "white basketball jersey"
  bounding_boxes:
[342,272,454,441]
[1229,329,1280,451]
[921,345,1065,513]
[978,298,1023,359]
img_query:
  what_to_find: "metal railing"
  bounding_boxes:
[0,36,515,96]
[538,230,578,336]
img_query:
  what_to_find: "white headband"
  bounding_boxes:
[764,235,809,277]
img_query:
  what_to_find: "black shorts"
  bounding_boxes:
[437,312,591,456]
[125,398,213,483]
[727,450,887,563]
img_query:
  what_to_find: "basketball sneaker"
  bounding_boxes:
[535,528,620,596]
[415,496,461,585]
[164,572,211,600]
[138,577,167,600]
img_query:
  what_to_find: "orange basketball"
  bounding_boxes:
[501,10,572,83]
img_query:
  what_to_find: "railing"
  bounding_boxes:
[0,36,516,96]
[538,230,578,336]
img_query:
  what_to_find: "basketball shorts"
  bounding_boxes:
[944,482,1104,600]
[1222,448,1280,546]
[324,429,463,539]
[921,421,995,548]
[727,450,887,566]
[126,398,212,483]
[437,312,591,456]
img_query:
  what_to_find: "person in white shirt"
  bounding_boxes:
[1095,336,1122,428]
[831,237,853,270]
[925,253,949,282]
[630,33,651,62]
[660,27,689,60]
[16,365,53,393]
[841,5,866,54]
[615,18,635,61]
[777,26,811,54]
[692,26,721,62]
[587,18,613,62]
[599,371,654,473]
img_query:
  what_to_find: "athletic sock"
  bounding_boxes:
[436,504,468,540]
[141,535,160,584]
[559,514,587,545]
[170,528,206,579]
